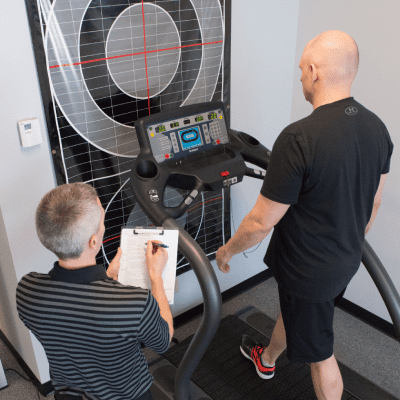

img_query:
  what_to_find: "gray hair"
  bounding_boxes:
[36,183,102,260]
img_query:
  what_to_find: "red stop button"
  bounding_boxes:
[165,154,170,159]
[216,139,221,144]
[220,171,229,177]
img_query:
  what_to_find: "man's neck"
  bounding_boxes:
[59,254,97,270]
[312,88,352,110]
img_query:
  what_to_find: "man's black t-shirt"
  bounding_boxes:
[261,98,393,302]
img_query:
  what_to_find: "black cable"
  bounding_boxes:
[4,368,41,400]
[242,240,263,258]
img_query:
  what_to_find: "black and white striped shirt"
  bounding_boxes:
[16,263,170,400]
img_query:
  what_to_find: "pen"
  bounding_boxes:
[145,243,169,249]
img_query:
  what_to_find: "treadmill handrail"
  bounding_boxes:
[361,239,400,341]
[163,218,222,400]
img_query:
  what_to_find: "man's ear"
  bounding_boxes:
[88,234,97,249]
[310,63,318,82]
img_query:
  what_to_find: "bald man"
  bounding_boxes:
[216,31,393,399]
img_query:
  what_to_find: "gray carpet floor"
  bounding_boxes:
[1,277,399,399]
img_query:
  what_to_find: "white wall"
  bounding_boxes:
[291,0,400,322]
[0,0,58,383]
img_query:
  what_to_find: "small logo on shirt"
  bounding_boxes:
[345,106,358,115]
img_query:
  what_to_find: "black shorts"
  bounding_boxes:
[278,285,346,364]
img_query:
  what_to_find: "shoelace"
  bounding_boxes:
[251,345,275,372]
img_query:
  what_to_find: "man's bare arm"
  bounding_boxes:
[365,174,387,235]
[216,194,290,272]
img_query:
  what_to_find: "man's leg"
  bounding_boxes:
[261,310,287,366]
[311,354,343,400]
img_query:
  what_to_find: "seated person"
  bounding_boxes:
[16,183,173,400]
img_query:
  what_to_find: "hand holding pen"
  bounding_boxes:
[146,240,168,279]
[146,242,169,254]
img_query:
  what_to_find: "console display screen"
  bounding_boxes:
[146,108,229,164]
[179,127,203,150]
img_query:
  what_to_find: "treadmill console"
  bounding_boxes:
[132,101,271,224]
[146,107,229,164]
[133,101,247,204]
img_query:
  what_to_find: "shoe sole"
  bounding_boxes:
[240,346,275,380]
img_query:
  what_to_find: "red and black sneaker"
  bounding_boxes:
[240,335,275,379]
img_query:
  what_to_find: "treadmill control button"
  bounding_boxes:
[231,177,238,184]
[220,171,229,177]
[190,190,199,198]
[184,197,193,205]
[203,125,211,144]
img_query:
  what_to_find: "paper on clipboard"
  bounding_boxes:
[118,227,179,304]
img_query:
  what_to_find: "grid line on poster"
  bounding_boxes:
[51,77,222,103]
[47,9,222,28]
[53,74,221,109]
[47,32,222,54]
[48,39,223,67]
[52,51,222,86]
[100,0,126,225]
[56,84,222,129]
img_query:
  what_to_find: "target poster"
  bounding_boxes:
[25,0,232,273]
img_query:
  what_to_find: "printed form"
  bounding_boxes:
[118,228,179,303]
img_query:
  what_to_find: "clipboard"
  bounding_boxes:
[118,227,179,304]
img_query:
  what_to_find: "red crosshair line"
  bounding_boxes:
[48,41,223,69]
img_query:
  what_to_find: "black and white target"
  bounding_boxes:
[45,0,225,157]
[30,0,231,272]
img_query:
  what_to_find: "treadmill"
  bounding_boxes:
[129,101,400,400]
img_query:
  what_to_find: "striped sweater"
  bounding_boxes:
[16,263,170,400]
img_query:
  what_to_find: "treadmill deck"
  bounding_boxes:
[160,308,397,400]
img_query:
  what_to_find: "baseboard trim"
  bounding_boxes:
[337,297,398,341]
[173,268,274,328]
[0,330,54,396]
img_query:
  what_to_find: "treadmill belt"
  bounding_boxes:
[163,315,357,400]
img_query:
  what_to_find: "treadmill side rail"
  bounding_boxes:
[163,218,222,400]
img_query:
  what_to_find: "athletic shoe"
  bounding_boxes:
[240,335,275,379]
